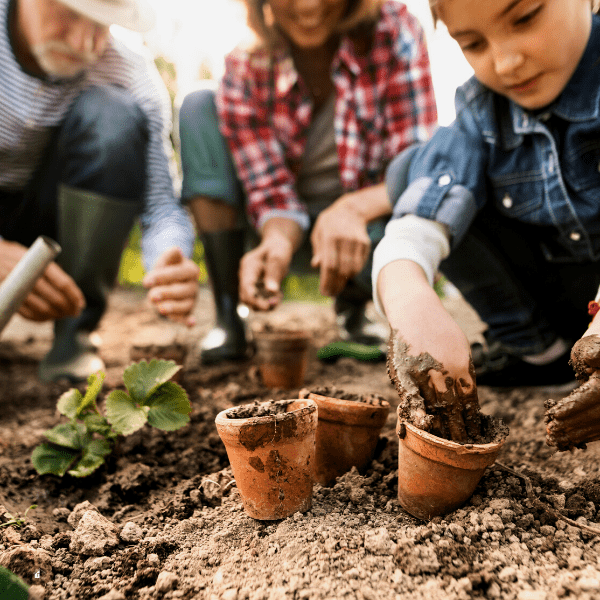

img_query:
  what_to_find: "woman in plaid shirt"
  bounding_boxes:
[179,0,437,364]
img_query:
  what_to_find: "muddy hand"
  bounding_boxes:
[569,334,600,380]
[546,335,600,451]
[387,332,482,443]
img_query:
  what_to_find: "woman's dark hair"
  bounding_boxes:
[242,0,385,49]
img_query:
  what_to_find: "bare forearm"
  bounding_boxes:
[333,183,391,224]
[378,259,442,330]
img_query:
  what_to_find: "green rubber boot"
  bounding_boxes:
[39,184,142,382]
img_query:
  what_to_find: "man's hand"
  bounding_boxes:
[545,332,600,451]
[239,218,302,311]
[0,239,85,321]
[310,201,371,297]
[143,247,199,327]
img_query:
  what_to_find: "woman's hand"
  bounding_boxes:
[310,201,371,297]
[0,239,85,322]
[311,185,391,297]
[143,247,199,327]
[545,312,600,450]
[239,218,302,311]
[380,260,481,442]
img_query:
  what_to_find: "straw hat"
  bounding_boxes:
[57,0,156,32]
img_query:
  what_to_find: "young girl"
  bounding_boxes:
[374,0,600,443]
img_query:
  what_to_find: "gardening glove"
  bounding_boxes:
[546,334,600,451]
[387,331,482,443]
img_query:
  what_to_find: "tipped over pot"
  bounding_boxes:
[396,409,507,520]
[299,387,390,486]
[254,329,310,389]
[215,399,317,520]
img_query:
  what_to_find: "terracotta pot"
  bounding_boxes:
[254,330,310,389]
[215,399,318,520]
[396,414,506,520]
[300,390,390,487]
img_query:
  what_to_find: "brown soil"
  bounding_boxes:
[299,387,388,406]
[2,286,600,600]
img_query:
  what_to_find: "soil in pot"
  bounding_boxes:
[215,398,317,520]
[396,412,508,520]
[299,386,390,486]
[387,334,510,519]
[254,328,310,389]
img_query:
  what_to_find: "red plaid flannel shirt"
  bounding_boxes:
[216,1,438,230]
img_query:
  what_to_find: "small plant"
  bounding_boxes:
[0,505,37,529]
[31,360,191,478]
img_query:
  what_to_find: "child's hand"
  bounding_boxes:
[545,334,600,451]
[387,330,482,443]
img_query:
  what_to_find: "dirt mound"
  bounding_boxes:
[2,286,600,599]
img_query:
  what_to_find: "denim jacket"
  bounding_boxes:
[390,14,600,263]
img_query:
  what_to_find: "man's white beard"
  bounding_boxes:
[31,41,99,78]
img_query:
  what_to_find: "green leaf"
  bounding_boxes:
[0,566,29,600]
[56,388,83,419]
[43,422,84,450]
[123,359,181,404]
[78,372,105,415]
[146,381,191,431]
[83,413,113,437]
[67,438,112,478]
[31,443,79,476]
[105,389,148,435]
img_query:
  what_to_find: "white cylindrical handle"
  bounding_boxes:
[0,236,61,334]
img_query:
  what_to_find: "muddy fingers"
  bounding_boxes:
[546,374,600,450]
[387,331,484,443]
[569,334,600,380]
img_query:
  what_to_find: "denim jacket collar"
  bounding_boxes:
[464,14,600,149]
[510,15,600,132]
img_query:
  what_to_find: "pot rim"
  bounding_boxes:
[397,419,507,454]
[305,391,390,427]
[305,391,390,410]
[215,398,317,428]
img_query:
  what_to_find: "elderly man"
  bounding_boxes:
[0,0,199,381]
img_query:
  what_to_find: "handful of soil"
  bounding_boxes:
[387,332,507,445]
[545,334,600,451]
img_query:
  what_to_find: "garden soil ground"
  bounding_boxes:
[2,284,600,600]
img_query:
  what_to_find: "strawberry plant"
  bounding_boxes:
[31,359,191,478]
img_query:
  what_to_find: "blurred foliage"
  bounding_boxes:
[117,223,328,302]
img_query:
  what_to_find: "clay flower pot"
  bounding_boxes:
[396,413,506,520]
[299,388,390,487]
[215,398,318,520]
[254,329,310,389]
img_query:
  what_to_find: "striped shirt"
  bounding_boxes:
[217,1,438,231]
[0,0,194,270]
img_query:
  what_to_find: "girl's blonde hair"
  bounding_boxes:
[430,0,600,25]
[242,0,385,49]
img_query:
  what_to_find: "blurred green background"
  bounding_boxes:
[116,222,332,303]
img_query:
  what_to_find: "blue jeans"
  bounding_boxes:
[0,86,148,332]
[0,85,148,246]
[179,88,388,298]
[385,150,600,354]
